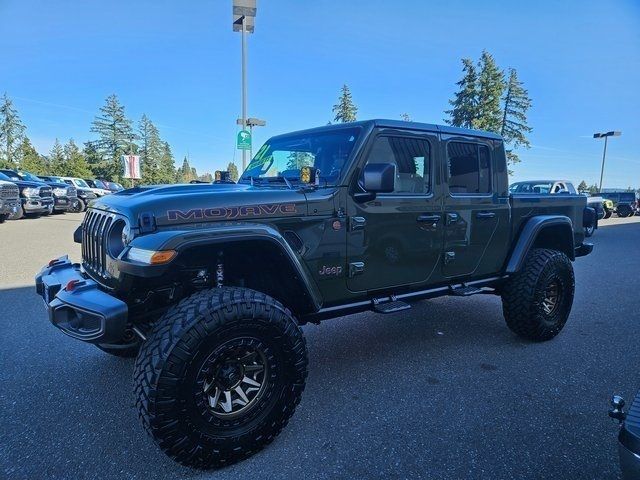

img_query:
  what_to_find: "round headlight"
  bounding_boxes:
[108,220,126,258]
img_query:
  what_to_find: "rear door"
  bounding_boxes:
[346,130,444,292]
[441,135,510,278]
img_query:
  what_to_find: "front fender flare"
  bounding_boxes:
[116,223,322,311]
[505,215,575,274]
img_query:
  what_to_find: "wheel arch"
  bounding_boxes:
[505,216,575,274]
[120,223,323,316]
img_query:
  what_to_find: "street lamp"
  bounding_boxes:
[233,0,256,171]
[593,130,621,193]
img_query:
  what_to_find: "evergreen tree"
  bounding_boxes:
[198,172,213,182]
[500,68,532,168]
[138,114,163,184]
[577,180,588,193]
[83,142,101,177]
[89,94,136,180]
[332,85,357,123]
[227,162,239,182]
[400,113,412,122]
[48,139,67,176]
[588,184,599,194]
[444,58,478,128]
[286,151,313,170]
[475,51,505,132]
[0,93,26,168]
[157,142,177,184]
[64,139,92,177]
[179,156,196,182]
[17,137,48,174]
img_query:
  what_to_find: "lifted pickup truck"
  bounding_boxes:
[36,120,593,468]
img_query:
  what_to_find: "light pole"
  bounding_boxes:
[593,131,621,193]
[233,0,256,171]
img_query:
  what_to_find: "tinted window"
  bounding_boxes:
[365,136,431,195]
[447,142,491,195]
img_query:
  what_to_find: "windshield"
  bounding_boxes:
[239,127,361,186]
[509,182,553,194]
[17,171,42,182]
[0,169,21,181]
[93,179,107,188]
[73,179,89,188]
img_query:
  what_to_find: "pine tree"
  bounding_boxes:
[444,58,478,128]
[138,114,163,184]
[227,162,239,182]
[89,94,136,181]
[577,180,588,193]
[475,51,505,132]
[500,68,532,168]
[179,156,195,183]
[400,113,412,122]
[332,85,357,123]
[48,139,67,176]
[157,142,177,184]
[0,93,26,168]
[64,139,92,177]
[17,137,48,174]
[286,152,313,170]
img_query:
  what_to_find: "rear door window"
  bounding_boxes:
[447,142,491,195]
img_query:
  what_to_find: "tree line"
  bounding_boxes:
[331,51,532,173]
[0,93,239,184]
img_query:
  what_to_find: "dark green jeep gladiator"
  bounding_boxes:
[35,120,594,468]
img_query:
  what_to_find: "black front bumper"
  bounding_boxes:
[53,196,73,212]
[35,256,128,343]
[619,392,640,480]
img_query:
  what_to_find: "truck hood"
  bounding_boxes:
[11,180,49,189]
[91,183,310,227]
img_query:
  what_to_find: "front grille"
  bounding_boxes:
[81,209,114,278]
[39,186,52,198]
[67,186,77,197]
[0,185,19,199]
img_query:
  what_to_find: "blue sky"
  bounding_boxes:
[1,0,639,188]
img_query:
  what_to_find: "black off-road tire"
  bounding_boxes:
[0,214,7,224]
[603,209,612,219]
[72,198,86,213]
[501,248,575,341]
[584,224,595,237]
[133,287,308,469]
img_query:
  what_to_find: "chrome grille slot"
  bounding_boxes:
[39,187,52,198]
[81,209,119,279]
[1,185,19,199]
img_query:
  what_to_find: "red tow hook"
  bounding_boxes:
[65,279,84,292]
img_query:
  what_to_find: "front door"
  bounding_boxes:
[441,137,509,278]
[346,131,444,293]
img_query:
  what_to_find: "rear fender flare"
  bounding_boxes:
[505,216,575,274]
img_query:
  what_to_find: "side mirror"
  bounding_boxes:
[362,163,395,193]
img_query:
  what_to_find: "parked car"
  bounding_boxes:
[84,179,112,196]
[600,197,615,219]
[60,177,107,199]
[0,169,54,218]
[609,392,640,479]
[36,119,594,469]
[601,191,638,218]
[510,180,598,236]
[0,175,20,223]
[39,175,97,212]
[5,170,77,214]
[97,179,124,192]
[509,179,577,194]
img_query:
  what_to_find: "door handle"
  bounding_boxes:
[446,213,459,225]
[476,211,496,219]
[417,214,440,224]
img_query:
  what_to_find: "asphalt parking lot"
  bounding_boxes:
[1,213,639,479]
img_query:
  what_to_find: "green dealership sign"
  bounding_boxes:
[237,130,251,150]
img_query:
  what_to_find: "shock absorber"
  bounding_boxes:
[216,252,224,288]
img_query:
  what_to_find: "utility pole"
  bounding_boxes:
[233,1,256,172]
[593,131,621,193]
